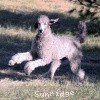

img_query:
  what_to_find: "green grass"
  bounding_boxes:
[0,0,100,100]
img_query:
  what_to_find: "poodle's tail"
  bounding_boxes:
[76,21,88,43]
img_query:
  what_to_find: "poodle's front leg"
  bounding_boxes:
[8,52,33,66]
[24,59,51,75]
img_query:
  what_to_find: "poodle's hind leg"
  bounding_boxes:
[8,52,33,66]
[69,56,85,81]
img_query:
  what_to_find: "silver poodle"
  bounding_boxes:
[8,15,87,81]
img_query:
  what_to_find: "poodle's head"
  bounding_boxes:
[34,15,59,33]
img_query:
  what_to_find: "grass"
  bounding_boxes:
[0,0,100,100]
[0,78,99,100]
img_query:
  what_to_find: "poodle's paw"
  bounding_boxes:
[77,69,85,82]
[8,53,23,66]
[8,59,16,66]
[24,61,35,75]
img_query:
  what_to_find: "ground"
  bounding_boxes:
[0,0,100,100]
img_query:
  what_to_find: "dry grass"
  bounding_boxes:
[0,0,71,13]
[0,0,100,100]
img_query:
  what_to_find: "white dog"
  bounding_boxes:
[9,15,87,81]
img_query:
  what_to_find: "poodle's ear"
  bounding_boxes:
[49,18,59,25]
[34,21,38,29]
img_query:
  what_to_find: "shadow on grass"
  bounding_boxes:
[0,9,100,35]
[0,71,30,81]
[0,9,79,34]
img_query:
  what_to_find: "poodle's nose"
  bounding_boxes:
[39,29,42,33]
